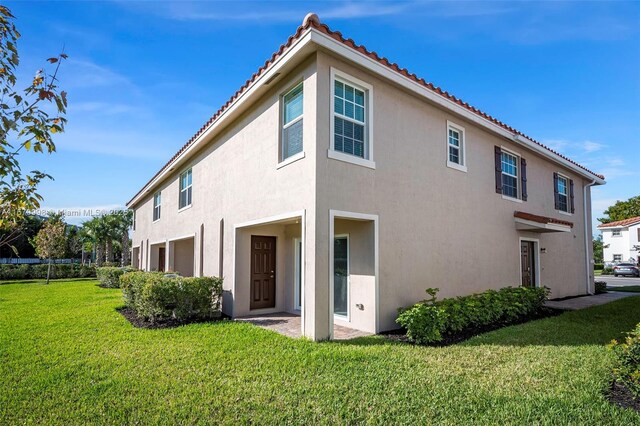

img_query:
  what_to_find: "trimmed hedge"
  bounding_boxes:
[609,323,640,399]
[96,266,135,288]
[396,286,549,345]
[594,263,604,271]
[120,271,223,323]
[601,267,614,275]
[595,281,607,294]
[0,263,96,281]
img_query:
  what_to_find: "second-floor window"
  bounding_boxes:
[556,175,569,212]
[612,229,621,237]
[446,121,466,171]
[282,83,303,161]
[333,78,367,158]
[179,168,192,209]
[153,191,161,221]
[501,151,519,198]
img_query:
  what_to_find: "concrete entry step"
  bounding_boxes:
[236,312,371,340]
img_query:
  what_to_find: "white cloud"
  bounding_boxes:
[63,59,135,90]
[581,141,605,153]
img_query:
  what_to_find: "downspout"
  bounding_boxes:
[583,178,597,294]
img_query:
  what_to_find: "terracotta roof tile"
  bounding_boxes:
[127,14,604,206]
[597,216,640,228]
[514,211,574,228]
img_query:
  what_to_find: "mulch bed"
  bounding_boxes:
[608,381,640,412]
[116,307,228,329]
[382,307,566,347]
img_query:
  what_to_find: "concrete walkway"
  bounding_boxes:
[236,312,371,340]
[545,291,639,310]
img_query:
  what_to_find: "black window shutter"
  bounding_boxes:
[520,158,528,201]
[494,146,502,194]
[553,172,559,210]
[569,179,575,213]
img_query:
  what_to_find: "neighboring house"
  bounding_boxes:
[127,14,605,341]
[598,216,640,264]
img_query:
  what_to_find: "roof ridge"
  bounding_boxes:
[597,215,640,228]
[128,14,604,206]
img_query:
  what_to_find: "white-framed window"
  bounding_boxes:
[281,82,303,161]
[179,168,192,210]
[501,150,519,199]
[613,254,622,262]
[153,191,161,221]
[556,175,569,212]
[612,229,621,237]
[329,68,375,169]
[446,121,466,172]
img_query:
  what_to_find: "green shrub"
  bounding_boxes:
[0,263,96,280]
[595,281,607,294]
[120,271,223,323]
[601,267,614,275]
[396,286,549,344]
[609,323,640,399]
[594,263,604,271]
[96,266,134,288]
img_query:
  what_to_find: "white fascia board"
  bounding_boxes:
[308,29,604,185]
[127,31,315,208]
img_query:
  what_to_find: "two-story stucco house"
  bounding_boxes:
[127,14,605,341]
[598,216,640,264]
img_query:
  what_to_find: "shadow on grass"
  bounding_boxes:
[334,297,640,348]
[608,286,640,293]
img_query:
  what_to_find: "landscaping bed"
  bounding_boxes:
[116,306,229,329]
[609,382,640,412]
[385,306,565,346]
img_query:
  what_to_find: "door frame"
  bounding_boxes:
[329,210,379,340]
[233,210,306,334]
[518,237,541,288]
[293,237,302,311]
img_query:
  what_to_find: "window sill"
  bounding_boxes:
[277,151,305,169]
[501,195,523,203]
[557,210,573,216]
[178,204,192,213]
[327,150,376,169]
[446,161,467,173]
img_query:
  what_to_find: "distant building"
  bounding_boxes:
[598,216,640,264]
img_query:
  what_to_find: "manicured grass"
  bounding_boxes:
[1,280,639,424]
[609,285,640,293]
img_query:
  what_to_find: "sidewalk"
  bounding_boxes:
[545,291,639,310]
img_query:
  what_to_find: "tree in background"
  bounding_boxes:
[65,225,84,262]
[598,195,640,224]
[593,235,603,264]
[32,214,66,284]
[81,211,132,266]
[0,214,44,258]
[0,6,67,252]
[113,210,133,266]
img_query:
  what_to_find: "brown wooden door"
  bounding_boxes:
[158,247,166,272]
[520,241,535,287]
[251,236,276,310]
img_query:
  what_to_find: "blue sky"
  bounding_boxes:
[9,1,640,232]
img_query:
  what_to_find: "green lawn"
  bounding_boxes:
[608,285,640,293]
[1,280,639,424]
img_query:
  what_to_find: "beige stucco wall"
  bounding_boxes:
[314,50,593,332]
[131,46,596,339]
[131,55,322,337]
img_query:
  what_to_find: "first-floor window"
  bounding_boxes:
[556,175,569,212]
[501,151,519,198]
[179,168,192,209]
[613,254,622,262]
[153,191,161,221]
[333,236,349,317]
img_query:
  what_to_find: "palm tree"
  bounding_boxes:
[82,216,109,266]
